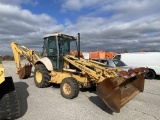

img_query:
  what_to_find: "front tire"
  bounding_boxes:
[60,77,79,99]
[145,69,156,79]
[34,64,51,88]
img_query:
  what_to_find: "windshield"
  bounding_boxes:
[70,40,77,51]
[113,59,126,67]
[99,60,109,65]
[58,37,77,54]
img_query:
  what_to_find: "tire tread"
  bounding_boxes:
[60,77,79,99]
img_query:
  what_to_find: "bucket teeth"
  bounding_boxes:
[18,64,32,79]
[119,67,148,79]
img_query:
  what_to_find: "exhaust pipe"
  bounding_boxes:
[77,33,80,59]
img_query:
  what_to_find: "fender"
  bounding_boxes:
[35,57,53,71]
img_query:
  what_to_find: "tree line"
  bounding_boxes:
[0,55,14,61]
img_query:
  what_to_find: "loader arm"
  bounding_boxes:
[11,42,40,79]
[63,55,148,113]
[63,55,120,82]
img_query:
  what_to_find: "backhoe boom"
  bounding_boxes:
[11,42,40,78]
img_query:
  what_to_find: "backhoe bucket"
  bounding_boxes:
[96,67,148,113]
[18,64,32,79]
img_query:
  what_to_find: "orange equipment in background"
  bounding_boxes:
[89,51,117,59]
[89,51,105,59]
[105,51,117,59]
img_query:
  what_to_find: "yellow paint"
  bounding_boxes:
[50,71,71,84]
[50,71,86,83]
[11,42,40,75]
[36,70,42,83]
[63,83,71,95]
[0,63,5,84]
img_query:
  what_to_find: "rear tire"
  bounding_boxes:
[60,77,79,99]
[145,69,156,79]
[34,64,51,88]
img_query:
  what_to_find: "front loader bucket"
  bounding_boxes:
[18,64,32,79]
[96,67,148,113]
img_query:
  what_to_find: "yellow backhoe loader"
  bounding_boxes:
[0,61,20,119]
[11,32,148,113]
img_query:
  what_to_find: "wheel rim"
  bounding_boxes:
[36,70,42,83]
[63,83,71,95]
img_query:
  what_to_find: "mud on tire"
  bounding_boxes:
[60,77,79,99]
[34,64,51,88]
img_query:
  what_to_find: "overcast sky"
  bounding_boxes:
[0,0,160,55]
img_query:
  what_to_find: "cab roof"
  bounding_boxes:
[43,32,77,40]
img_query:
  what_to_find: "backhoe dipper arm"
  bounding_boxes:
[11,42,40,74]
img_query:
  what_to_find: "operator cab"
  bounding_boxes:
[42,32,77,70]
